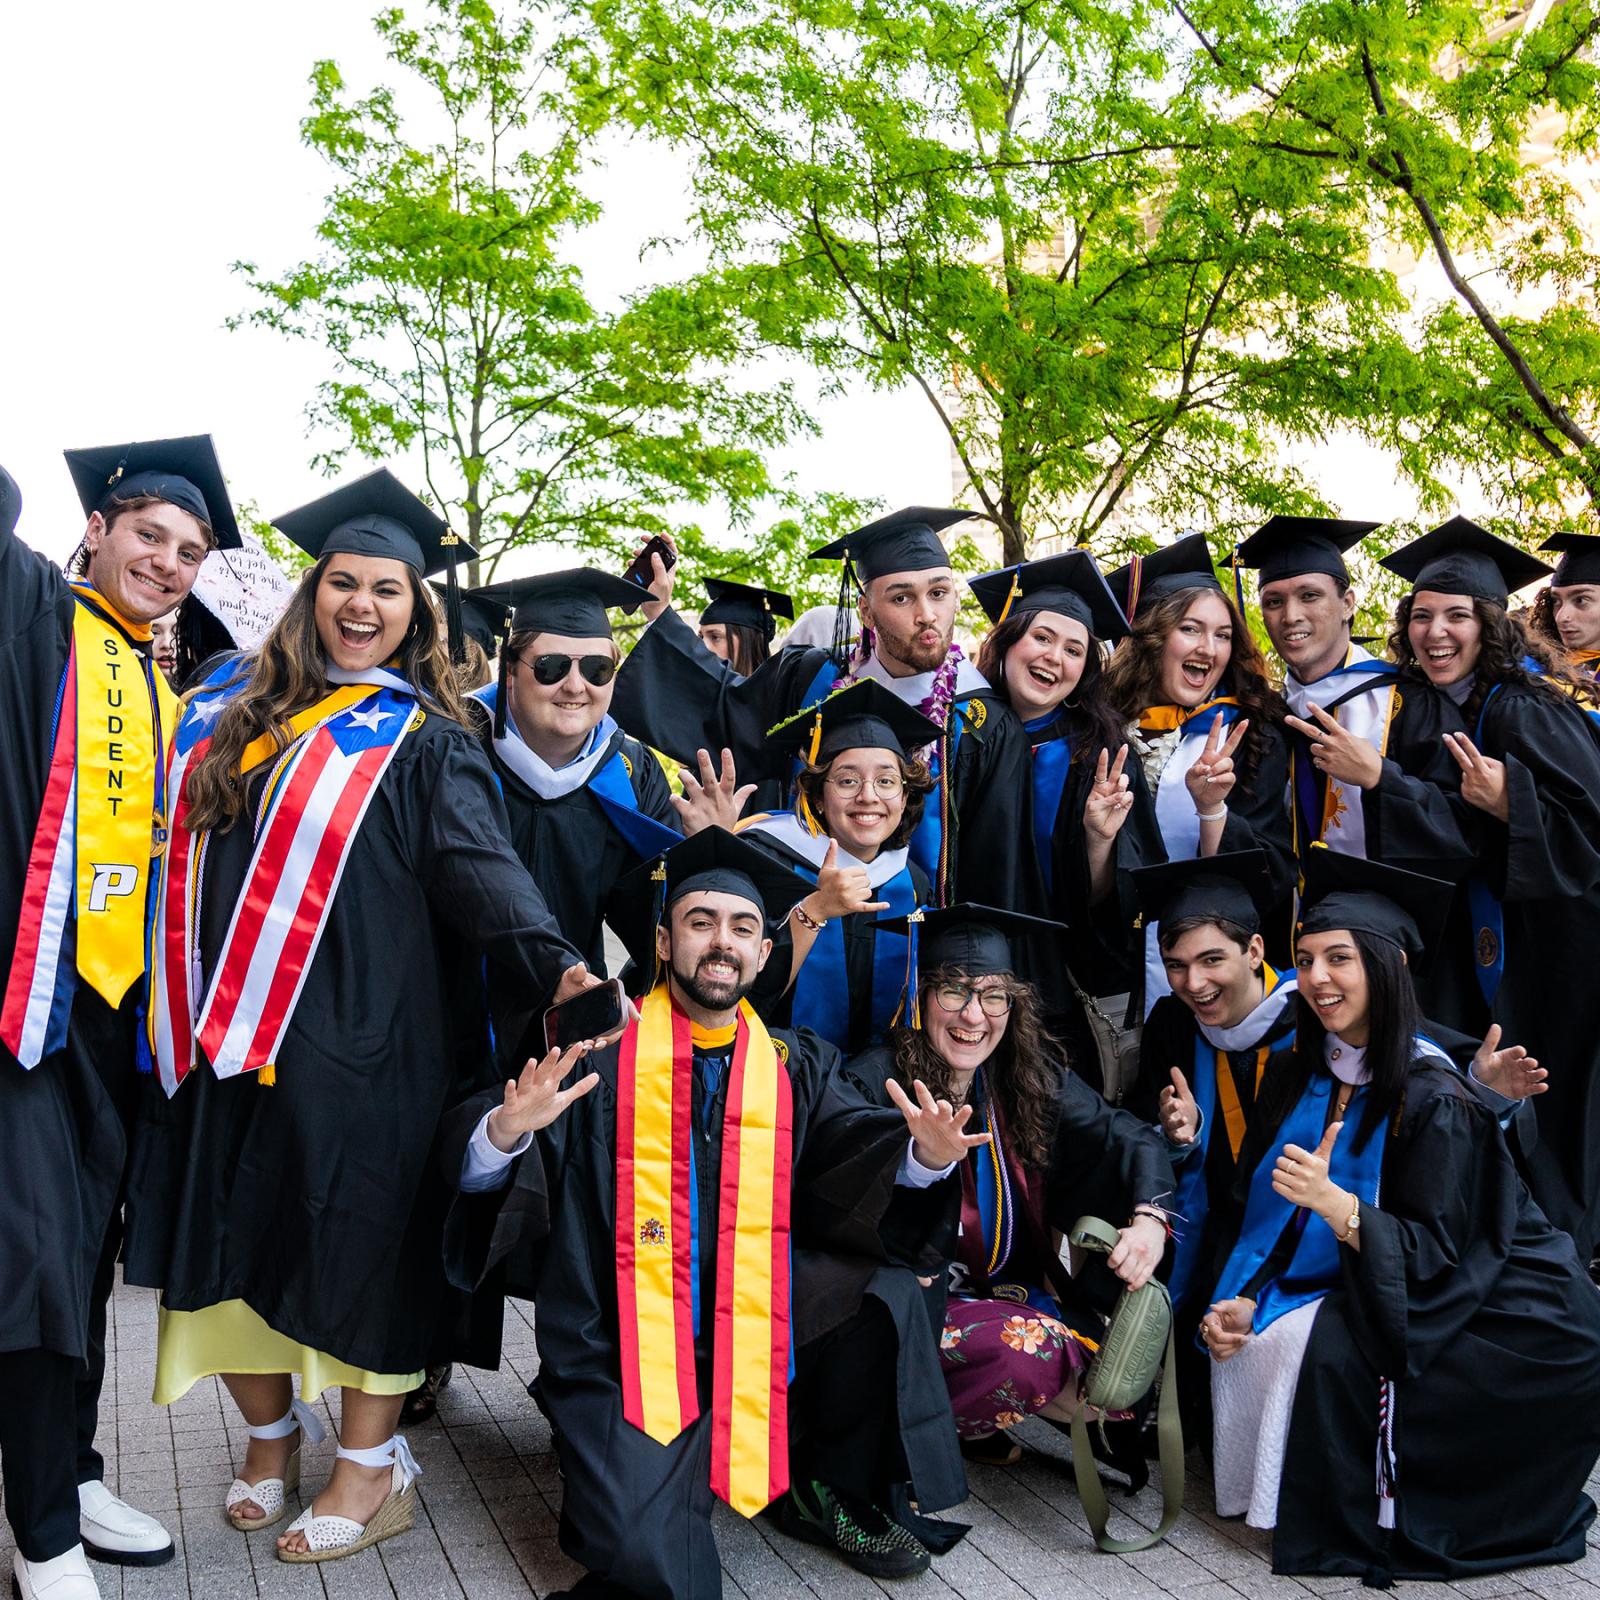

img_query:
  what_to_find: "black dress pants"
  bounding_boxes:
[0,1349,81,1562]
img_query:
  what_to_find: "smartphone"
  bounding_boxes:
[542,978,627,1052]
[620,535,677,609]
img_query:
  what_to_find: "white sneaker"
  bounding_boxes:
[12,1545,101,1600]
[75,1481,173,1567]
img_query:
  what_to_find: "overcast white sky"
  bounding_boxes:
[0,0,952,567]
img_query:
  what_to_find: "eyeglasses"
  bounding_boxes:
[524,653,617,687]
[824,773,905,797]
[931,982,1014,1017]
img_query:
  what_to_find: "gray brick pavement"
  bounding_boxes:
[3,1275,1597,1599]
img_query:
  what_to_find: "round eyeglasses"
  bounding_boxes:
[931,982,1014,1017]
[824,773,905,798]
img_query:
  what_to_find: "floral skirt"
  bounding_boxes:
[939,1295,1097,1439]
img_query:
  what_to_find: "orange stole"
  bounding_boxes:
[614,984,793,1517]
[1136,695,1240,736]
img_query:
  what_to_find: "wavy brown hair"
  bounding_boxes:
[1387,592,1600,722]
[183,556,470,831]
[1103,586,1285,785]
[887,964,1063,1166]
[976,610,1126,771]
[794,749,935,850]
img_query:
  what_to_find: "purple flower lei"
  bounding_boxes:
[836,624,963,758]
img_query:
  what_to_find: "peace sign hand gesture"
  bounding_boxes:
[1083,743,1135,841]
[487,1041,602,1153]
[1443,732,1511,822]
[886,1077,992,1171]
[1283,703,1383,791]
[1185,715,1250,816]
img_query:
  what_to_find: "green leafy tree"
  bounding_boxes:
[587,0,1442,565]
[234,0,806,578]
[1171,0,1600,536]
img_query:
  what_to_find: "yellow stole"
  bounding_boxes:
[67,586,178,1006]
[1137,695,1239,735]
[615,982,792,1516]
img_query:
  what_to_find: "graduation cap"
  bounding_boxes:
[469,568,641,739]
[1129,850,1275,939]
[273,468,478,663]
[0,461,19,541]
[432,583,510,656]
[1105,533,1221,622]
[1540,532,1600,590]
[968,549,1130,642]
[878,902,1068,981]
[768,679,941,766]
[1230,515,1381,588]
[701,577,795,639]
[64,434,241,550]
[607,827,814,978]
[1378,516,1551,605]
[1296,849,1454,965]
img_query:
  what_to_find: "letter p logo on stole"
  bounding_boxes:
[87,863,140,913]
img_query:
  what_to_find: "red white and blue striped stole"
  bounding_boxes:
[150,664,418,1095]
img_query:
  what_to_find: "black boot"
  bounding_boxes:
[400,1363,453,1424]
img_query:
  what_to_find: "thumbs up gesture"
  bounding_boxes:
[1159,1065,1200,1146]
[1271,1119,1342,1211]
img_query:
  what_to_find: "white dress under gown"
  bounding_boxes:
[1211,1297,1323,1527]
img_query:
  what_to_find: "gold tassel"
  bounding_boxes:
[259,1062,276,1087]
[995,571,1023,627]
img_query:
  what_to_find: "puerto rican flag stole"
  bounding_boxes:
[614,983,793,1516]
[149,663,418,1096]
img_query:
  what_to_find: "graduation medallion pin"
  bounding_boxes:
[1476,927,1500,968]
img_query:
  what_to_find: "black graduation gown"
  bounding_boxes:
[1427,683,1600,1258]
[438,1024,930,1600]
[486,725,679,980]
[842,1049,1175,1329]
[0,523,138,1361]
[611,605,1040,911]
[745,832,931,1056]
[122,714,579,1375]
[1237,1064,1600,1581]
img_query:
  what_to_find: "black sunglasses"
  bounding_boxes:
[525,652,617,687]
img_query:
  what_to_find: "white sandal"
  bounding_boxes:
[224,1399,326,1531]
[276,1434,420,1564]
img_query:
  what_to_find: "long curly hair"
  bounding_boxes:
[794,749,934,850]
[1103,586,1284,785]
[183,557,470,831]
[887,964,1063,1166]
[1387,592,1600,723]
[975,610,1127,771]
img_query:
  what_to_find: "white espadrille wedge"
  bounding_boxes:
[224,1398,326,1531]
[276,1434,420,1564]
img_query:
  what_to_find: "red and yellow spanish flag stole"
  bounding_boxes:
[710,997,792,1515]
[613,982,793,1518]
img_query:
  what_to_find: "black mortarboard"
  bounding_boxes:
[64,434,241,550]
[768,679,941,764]
[474,568,641,640]
[1540,533,1600,589]
[701,577,795,638]
[472,568,641,738]
[1105,533,1222,621]
[1129,851,1274,938]
[810,506,971,583]
[968,549,1130,641]
[433,583,510,655]
[0,462,19,541]
[1296,849,1454,964]
[1231,515,1381,587]
[607,827,813,976]
[1378,516,1551,605]
[878,902,1068,980]
[274,468,476,663]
